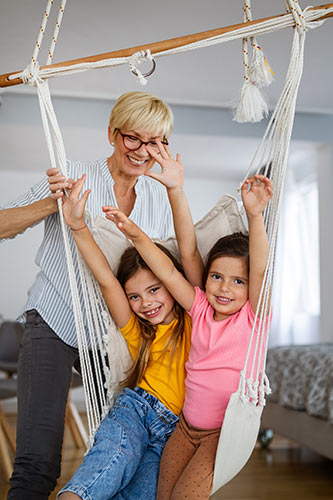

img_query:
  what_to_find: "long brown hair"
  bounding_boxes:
[117,244,186,389]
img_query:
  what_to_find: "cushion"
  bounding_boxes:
[91,193,247,271]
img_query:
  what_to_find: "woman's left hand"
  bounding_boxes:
[145,140,184,190]
[241,174,273,217]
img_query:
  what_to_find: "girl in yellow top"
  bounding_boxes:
[58,163,192,500]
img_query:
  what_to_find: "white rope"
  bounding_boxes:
[233,0,271,123]
[13,0,332,448]
[20,1,116,444]
[47,0,67,64]
[31,0,54,68]
[238,13,308,405]
[8,7,332,84]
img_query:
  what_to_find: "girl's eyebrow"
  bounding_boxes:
[125,282,161,295]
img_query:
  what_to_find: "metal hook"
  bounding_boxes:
[131,56,156,78]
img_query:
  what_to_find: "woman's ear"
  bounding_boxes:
[108,126,115,146]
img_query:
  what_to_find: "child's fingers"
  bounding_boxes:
[254,174,272,186]
[70,175,86,197]
[102,205,117,212]
[80,189,91,205]
[241,178,250,193]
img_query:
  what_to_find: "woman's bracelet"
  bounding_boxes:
[70,224,87,232]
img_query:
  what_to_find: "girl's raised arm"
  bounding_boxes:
[241,175,273,315]
[145,141,204,287]
[63,175,132,328]
[105,208,196,313]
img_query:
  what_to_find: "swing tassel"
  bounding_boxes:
[249,45,274,87]
[233,80,268,123]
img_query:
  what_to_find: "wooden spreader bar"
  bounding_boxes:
[0,3,332,88]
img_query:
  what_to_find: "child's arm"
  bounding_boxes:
[62,175,132,328]
[144,141,204,287]
[241,174,273,315]
[105,208,196,312]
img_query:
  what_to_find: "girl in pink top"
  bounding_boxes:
[105,141,273,500]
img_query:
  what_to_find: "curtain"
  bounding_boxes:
[270,167,320,346]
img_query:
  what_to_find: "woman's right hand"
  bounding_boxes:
[62,174,91,229]
[145,141,184,191]
[46,168,75,200]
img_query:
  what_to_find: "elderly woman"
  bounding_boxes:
[0,91,175,500]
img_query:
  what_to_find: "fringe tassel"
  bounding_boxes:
[233,80,268,123]
[249,45,274,87]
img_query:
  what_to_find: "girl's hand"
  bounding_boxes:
[62,174,91,229]
[103,206,141,240]
[144,140,184,190]
[241,175,273,217]
[47,168,75,200]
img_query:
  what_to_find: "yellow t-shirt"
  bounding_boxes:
[120,313,192,415]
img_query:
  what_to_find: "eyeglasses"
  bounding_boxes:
[117,130,169,152]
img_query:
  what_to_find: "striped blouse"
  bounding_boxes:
[0,158,173,347]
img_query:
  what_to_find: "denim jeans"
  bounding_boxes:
[57,387,179,500]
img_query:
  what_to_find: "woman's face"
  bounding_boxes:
[109,127,164,178]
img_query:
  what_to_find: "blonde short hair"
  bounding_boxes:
[109,91,174,141]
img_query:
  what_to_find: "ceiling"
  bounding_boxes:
[1,0,332,112]
[0,1,330,182]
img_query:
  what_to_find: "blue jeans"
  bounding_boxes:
[57,387,179,500]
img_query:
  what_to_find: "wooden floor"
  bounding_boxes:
[1,414,332,500]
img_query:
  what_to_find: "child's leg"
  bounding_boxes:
[57,390,149,500]
[157,414,198,500]
[114,446,162,500]
[171,423,220,500]
[114,389,179,500]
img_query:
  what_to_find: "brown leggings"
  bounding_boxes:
[157,413,220,500]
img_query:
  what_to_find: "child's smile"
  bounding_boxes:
[125,268,176,325]
[205,255,249,321]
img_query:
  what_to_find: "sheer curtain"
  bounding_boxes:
[270,165,320,346]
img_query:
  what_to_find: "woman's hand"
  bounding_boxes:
[241,174,273,218]
[46,168,75,200]
[62,175,91,229]
[145,141,184,191]
[103,206,141,241]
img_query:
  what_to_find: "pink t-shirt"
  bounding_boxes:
[183,287,263,429]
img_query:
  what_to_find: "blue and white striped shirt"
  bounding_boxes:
[0,158,173,347]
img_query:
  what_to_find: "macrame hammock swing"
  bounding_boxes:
[1,0,333,493]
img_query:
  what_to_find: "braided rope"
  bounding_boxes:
[9,6,331,85]
[14,0,333,443]
[31,0,54,68]
[47,0,67,65]
[237,25,307,405]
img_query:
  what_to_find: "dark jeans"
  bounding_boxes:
[7,310,79,500]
